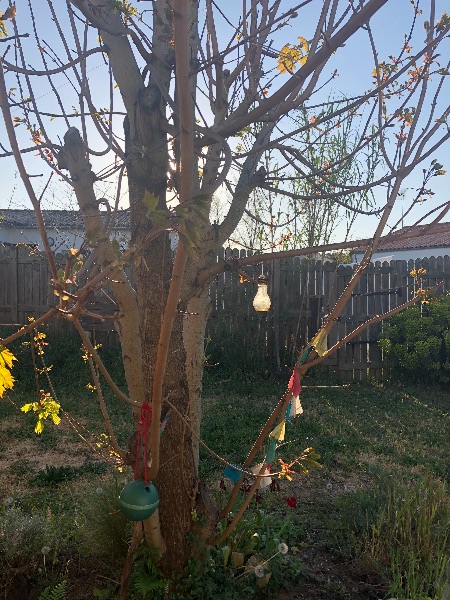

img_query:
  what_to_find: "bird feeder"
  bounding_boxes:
[118,480,159,521]
[253,274,271,312]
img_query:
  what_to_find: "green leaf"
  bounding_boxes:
[174,205,190,220]
[150,209,169,227]
[178,231,197,259]
[111,238,121,257]
[190,194,211,223]
[143,189,159,213]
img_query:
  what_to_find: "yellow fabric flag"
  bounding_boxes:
[269,420,286,442]
[311,329,328,357]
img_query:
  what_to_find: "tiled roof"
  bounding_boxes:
[0,209,130,229]
[353,222,450,253]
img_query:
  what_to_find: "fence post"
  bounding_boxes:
[10,246,18,324]
[271,257,281,372]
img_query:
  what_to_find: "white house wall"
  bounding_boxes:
[0,225,131,252]
[0,223,177,252]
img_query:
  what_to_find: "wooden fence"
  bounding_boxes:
[208,249,450,381]
[1,245,450,380]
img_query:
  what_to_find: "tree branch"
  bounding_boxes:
[3,46,106,76]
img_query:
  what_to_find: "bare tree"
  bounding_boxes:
[0,0,450,589]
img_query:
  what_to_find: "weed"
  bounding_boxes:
[74,475,131,562]
[131,546,167,599]
[361,475,449,600]
[38,580,67,600]
[0,503,62,596]
[8,457,33,476]
[32,465,80,486]
[321,484,387,557]
[31,462,108,487]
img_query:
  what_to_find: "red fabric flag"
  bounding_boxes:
[288,368,301,397]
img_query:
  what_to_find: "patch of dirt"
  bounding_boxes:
[271,467,387,599]
[276,548,386,600]
[0,412,101,497]
[281,465,371,504]
[0,438,91,470]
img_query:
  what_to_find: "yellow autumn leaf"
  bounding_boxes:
[297,36,309,53]
[51,412,61,426]
[0,347,16,397]
[277,43,302,74]
[277,40,308,74]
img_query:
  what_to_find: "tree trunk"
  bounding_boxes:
[183,288,211,472]
[133,242,195,572]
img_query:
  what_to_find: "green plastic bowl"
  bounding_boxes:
[118,480,159,521]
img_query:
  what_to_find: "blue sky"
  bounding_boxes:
[1,0,449,243]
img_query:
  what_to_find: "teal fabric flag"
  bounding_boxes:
[224,464,243,483]
[265,438,277,464]
[285,401,292,423]
[299,345,313,365]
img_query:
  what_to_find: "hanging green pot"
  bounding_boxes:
[118,480,159,521]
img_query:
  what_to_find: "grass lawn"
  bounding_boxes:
[0,336,448,599]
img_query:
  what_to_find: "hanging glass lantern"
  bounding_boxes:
[253,274,271,312]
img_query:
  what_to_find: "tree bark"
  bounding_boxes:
[183,288,212,472]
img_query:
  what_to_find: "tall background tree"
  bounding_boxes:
[234,97,383,252]
[0,0,450,587]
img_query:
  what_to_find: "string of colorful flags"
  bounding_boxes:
[223,329,328,487]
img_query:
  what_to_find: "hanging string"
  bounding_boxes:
[135,401,152,487]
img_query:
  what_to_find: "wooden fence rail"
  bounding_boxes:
[1,245,450,380]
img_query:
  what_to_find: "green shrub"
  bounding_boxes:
[379,294,450,383]
[0,506,56,568]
